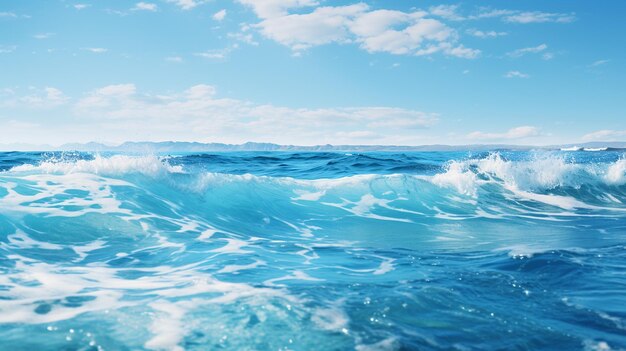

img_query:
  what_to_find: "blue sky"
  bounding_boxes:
[0,0,624,146]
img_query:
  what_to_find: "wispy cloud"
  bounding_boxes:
[504,71,529,79]
[0,45,17,54]
[23,87,69,108]
[73,4,90,10]
[133,2,158,11]
[466,29,507,38]
[66,83,439,144]
[194,48,232,60]
[429,6,576,24]
[83,47,108,53]
[165,56,183,62]
[213,9,227,21]
[504,11,576,24]
[469,8,515,20]
[33,33,55,40]
[166,0,207,10]
[228,29,259,46]
[429,5,464,21]
[590,59,610,67]
[468,126,540,140]
[0,12,18,18]
[1,87,69,109]
[582,129,626,141]
[507,44,547,58]
[104,9,128,16]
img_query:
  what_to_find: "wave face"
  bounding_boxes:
[1,150,625,350]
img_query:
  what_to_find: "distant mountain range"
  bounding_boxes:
[1,141,625,152]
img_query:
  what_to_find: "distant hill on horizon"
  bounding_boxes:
[1,141,625,152]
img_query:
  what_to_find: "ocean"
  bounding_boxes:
[0,150,625,350]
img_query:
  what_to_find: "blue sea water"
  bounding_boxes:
[0,150,625,350]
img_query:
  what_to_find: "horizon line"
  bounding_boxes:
[1,140,625,152]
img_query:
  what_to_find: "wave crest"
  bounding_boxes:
[431,153,626,196]
[10,154,183,176]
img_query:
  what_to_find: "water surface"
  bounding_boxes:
[0,150,625,350]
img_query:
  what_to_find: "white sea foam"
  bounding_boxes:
[265,270,323,286]
[217,259,266,274]
[0,172,139,218]
[6,153,625,195]
[10,154,183,176]
[356,337,399,351]
[372,257,395,275]
[605,158,626,185]
[211,238,251,254]
[561,146,582,151]
[3,153,625,225]
[0,253,293,331]
[429,153,626,209]
[495,244,552,258]
[145,301,186,351]
[311,305,349,332]
[431,161,480,196]
[322,194,413,223]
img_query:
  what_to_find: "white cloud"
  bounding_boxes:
[242,2,479,58]
[165,56,183,62]
[166,0,207,10]
[470,8,515,20]
[213,9,227,21]
[33,33,55,39]
[0,45,16,54]
[582,130,626,141]
[443,45,480,59]
[74,84,135,111]
[194,47,235,60]
[1,120,41,129]
[466,8,575,24]
[591,59,610,67]
[105,9,128,16]
[195,52,226,59]
[236,3,572,58]
[254,4,367,51]
[468,126,540,140]
[85,83,136,97]
[1,87,69,109]
[507,44,547,57]
[69,83,438,144]
[73,4,90,10]
[83,47,108,53]
[505,11,575,24]
[0,12,18,18]
[134,2,158,11]
[428,5,464,21]
[237,0,319,19]
[228,31,259,46]
[335,130,381,139]
[504,71,529,79]
[466,28,507,38]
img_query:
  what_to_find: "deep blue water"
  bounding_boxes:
[0,150,625,350]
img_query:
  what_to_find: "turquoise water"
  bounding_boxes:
[0,150,625,350]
